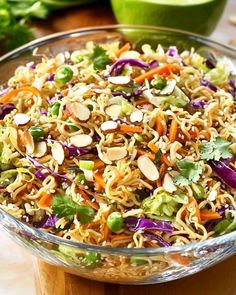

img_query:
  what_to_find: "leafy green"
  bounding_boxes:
[173,159,202,186]
[0,169,17,185]
[91,45,112,70]
[199,137,233,161]
[215,210,236,235]
[52,194,95,223]
[141,191,188,220]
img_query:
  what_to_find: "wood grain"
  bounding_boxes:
[35,255,236,295]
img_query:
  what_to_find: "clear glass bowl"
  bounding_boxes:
[0,25,236,285]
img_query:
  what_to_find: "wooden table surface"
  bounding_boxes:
[28,1,236,294]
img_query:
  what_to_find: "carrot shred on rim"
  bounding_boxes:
[169,119,178,142]
[200,210,222,221]
[0,86,41,104]
[134,64,180,84]
[119,124,142,133]
[116,42,131,58]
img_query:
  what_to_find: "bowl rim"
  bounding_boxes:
[1,24,236,255]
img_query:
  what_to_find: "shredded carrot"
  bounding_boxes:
[159,163,167,179]
[61,89,69,97]
[200,210,222,221]
[94,159,105,170]
[148,142,159,154]
[156,178,162,187]
[77,188,99,210]
[156,116,164,137]
[37,192,52,208]
[94,172,106,190]
[160,153,171,166]
[189,126,200,139]
[134,98,149,106]
[111,234,132,243]
[169,119,178,142]
[171,254,190,266]
[134,64,180,84]
[0,86,41,104]
[119,124,142,133]
[116,42,131,58]
[189,196,201,224]
[137,149,155,161]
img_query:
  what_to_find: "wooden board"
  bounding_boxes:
[35,255,236,295]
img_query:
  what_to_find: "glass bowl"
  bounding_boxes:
[0,25,236,285]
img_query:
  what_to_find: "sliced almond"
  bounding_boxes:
[105,104,122,118]
[101,120,119,133]
[162,173,177,193]
[130,109,143,123]
[66,102,91,122]
[51,142,65,165]
[137,155,159,181]
[106,147,127,161]
[14,113,30,126]
[70,134,92,148]
[160,80,176,95]
[108,76,131,85]
[32,141,47,158]
[120,50,140,59]
[24,130,35,155]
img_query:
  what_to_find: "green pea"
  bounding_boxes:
[130,256,148,266]
[66,118,79,132]
[192,183,205,200]
[55,65,73,84]
[152,78,167,90]
[106,212,124,232]
[82,252,100,267]
[50,102,61,116]
[29,126,44,140]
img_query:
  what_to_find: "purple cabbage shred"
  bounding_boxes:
[124,216,173,233]
[200,78,217,92]
[34,214,59,228]
[143,232,171,247]
[0,103,16,119]
[109,58,150,75]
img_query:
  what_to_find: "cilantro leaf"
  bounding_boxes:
[199,137,232,161]
[91,45,112,70]
[52,194,95,223]
[173,159,202,186]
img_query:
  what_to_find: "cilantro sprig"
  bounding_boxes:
[91,45,112,70]
[199,137,232,161]
[52,194,95,224]
[173,159,202,186]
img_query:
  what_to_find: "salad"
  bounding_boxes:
[0,40,236,251]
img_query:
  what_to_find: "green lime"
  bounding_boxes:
[111,0,227,36]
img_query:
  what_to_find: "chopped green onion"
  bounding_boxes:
[121,100,133,114]
[214,219,231,234]
[79,160,94,171]
[154,150,162,164]
[130,256,148,266]
[66,118,79,132]
[192,183,205,200]
[50,102,61,117]
[29,126,44,140]
[133,133,143,142]
[151,77,167,90]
